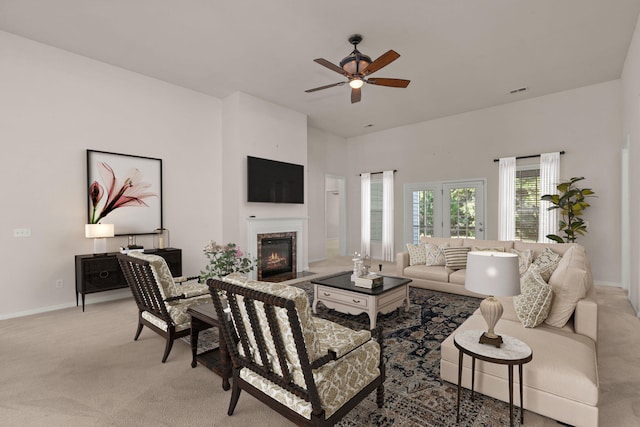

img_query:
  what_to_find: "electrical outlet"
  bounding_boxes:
[13,228,31,237]
[55,279,63,289]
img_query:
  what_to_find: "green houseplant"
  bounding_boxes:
[541,176,595,243]
[200,241,256,282]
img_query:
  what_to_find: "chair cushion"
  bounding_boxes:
[222,273,323,385]
[312,317,371,358]
[127,252,178,299]
[240,339,381,419]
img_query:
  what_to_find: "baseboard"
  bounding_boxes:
[593,280,622,287]
[0,289,132,320]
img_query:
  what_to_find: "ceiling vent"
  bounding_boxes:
[509,86,528,94]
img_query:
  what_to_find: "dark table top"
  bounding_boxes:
[311,271,411,295]
[187,302,219,323]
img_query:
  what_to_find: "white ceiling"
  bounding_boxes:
[2,0,639,138]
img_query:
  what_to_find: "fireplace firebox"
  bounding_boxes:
[257,232,296,281]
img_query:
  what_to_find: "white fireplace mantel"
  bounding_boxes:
[247,217,308,280]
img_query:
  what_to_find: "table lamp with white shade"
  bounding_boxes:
[85,223,114,254]
[464,251,521,348]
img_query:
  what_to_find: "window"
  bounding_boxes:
[411,189,435,242]
[370,179,383,242]
[515,166,540,242]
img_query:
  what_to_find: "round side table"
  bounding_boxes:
[454,329,532,427]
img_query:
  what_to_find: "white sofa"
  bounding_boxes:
[396,237,599,427]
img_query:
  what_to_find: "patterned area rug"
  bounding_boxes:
[195,281,522,426]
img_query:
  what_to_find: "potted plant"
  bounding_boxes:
[200,241,257,282]
[541,177,595,243]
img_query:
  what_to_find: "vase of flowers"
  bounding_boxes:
[200,241,256,283]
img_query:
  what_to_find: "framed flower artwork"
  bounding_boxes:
[86,149,162,235]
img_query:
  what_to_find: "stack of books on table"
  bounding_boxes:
[354,273,384,288]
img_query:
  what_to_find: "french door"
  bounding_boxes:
[404,179,485,244]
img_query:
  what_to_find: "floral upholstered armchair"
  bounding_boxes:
[208,273,385,426]
[117,252,211,363]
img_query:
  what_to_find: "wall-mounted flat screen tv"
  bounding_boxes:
[247,156,304,204]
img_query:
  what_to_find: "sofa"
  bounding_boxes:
[396,237,599,427]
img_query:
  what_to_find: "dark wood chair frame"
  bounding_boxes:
[117,253,204,363]
[208,278,385,427]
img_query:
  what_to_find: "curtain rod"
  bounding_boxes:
[358,169,397,176]
[493,151,565,163]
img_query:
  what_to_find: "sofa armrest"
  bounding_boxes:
[397,252,410,276]
[574,285,598,343]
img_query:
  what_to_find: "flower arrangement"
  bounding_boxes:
[89,162,157,224]
[200,241,256,282]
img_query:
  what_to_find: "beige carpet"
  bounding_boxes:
[0,257,639,426]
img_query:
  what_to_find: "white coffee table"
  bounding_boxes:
[311,271,411,329]
[454,329,533,427]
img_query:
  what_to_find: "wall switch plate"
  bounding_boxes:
[13,228,31,237]
[55,279,63,289]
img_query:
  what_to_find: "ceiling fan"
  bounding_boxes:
[305,34,410,103]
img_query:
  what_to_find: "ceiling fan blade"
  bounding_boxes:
[367,78,410,88]
[362,50,400,75]
[351,87,361,103]
[313,58,350,77]
[305,82,345,93]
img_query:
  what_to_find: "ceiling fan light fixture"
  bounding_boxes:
[340,52,372,75]
[349,78,364,89]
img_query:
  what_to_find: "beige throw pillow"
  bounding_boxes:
[545,246,590,328]
[425,243,449,266]
[529,247,561,282]
[514,269,553,328]
[443,246,471,270]
[406,243,427,266]
[510,248,533,276]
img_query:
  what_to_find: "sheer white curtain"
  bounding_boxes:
[382,171,394,262]
[360,173,371,256]
[539,152,560,243]
[498,157,516,241]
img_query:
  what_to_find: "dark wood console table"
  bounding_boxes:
[188,303,231,391]
[75,248,182,311]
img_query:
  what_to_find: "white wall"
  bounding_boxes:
[346,81,622,285]
[622,14,640,315]
[221,92,308,259]
[307,127,349,262]
[0,31,223,317]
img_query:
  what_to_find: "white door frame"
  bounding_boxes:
[325,174,347,257]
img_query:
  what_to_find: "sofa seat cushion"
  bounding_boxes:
[403,265,451,282]
[441,314,598,406]
[240,339,381,419]
[448,269,466,285]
